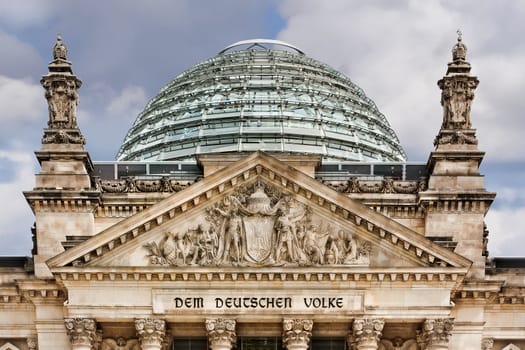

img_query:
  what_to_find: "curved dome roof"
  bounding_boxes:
[116,39,406,162]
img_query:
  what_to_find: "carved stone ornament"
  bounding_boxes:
[64,318,98,348]
[135,318,166,348]
[379,338,418,350]
[144,181,371,267]
[434,130,478,146]
[40,34,84,145]
[282,319,313,350]
[481,338,494,350]
[437,33,478,131]
[347,318,384,349]
[101,337,140,350]
[206,318,236,350]
[94,177,192,193]
[26,338,37,350]
[416,318,454,349]
[323,177,428,194]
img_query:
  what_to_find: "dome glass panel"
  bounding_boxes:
[116,40,406,162]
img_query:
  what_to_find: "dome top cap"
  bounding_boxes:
[219,39,305,55]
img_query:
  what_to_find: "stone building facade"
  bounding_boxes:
[0,35,524,350]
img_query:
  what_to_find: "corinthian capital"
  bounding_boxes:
[416,318,454,349]
[64,318,98,348]
[135,318,166,349]
[348,318,384,349]
[481,338,494,350]
[206,318,237,350]
[26,338,37,350]
[282,319,313,350]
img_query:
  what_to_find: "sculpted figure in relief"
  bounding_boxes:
[144,181,371,267]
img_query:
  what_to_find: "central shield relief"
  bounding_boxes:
[243,215,275,263]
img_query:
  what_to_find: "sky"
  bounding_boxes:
[0,0,524,257]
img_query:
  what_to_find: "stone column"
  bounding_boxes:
[282,319,313,350]
[135,318,166,350]
[64,318,98,350]
[347,318,384,350]
[481,338,494,350]
[416,318,454,350]
[206,318,237,350]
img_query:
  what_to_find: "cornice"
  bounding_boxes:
[47,152,472,270]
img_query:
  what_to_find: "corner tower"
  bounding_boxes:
[24,35,100,278]
[420,32,496,279]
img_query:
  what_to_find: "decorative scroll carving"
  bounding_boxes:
[434,130,478,146]
[206,318,236,350]
[144,181,371,267]
[416,318,453,349]
[135,318,166,349]
[323,177,427,194]
[481,338,494,350]
[348,318,384,349]
[26,338,37,350]
[64,318,98,348]
[95,177,192,193]
[380,338,417,350]
[282,319,313,350]
[101,338,140,350]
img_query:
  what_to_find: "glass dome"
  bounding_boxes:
[116,39,406,162]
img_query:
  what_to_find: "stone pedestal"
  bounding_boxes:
[135,318,166,350]
[282,319,313,350]
[347,318,384,350]
[416,318,454,350]
[206,318,237,350]
[64,318,98,350]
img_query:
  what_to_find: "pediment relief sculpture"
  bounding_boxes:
[144,181,371,267]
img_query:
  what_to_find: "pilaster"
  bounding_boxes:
[282,319,313,350]
[416,318,454,350]
[347,318,384,350]
[206,318,237,350]
[135,318,166,350]
[64,318,99,350]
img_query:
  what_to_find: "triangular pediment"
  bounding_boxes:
[47,152,471,273]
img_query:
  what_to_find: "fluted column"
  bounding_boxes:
[282,319,313,350]
[347,318,384,350]
[206,318,237,350]
[64,318,98,350]
[135,318,166,350]
[481,338,494,350]
[416,318,454,350]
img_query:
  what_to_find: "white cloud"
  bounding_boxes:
[277,0,525,161]
[486,206,525,257]
[106,85,147,120]
[0,150,36,255]
[0,75,45,122]
[0,1,56,28]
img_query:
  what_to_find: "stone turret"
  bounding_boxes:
[24,35,100,278]
[420,32,496,279]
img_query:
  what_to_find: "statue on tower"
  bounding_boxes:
[40,34,85,144]
[437,31,479,132]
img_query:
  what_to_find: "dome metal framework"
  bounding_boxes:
[116,39,407,162]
